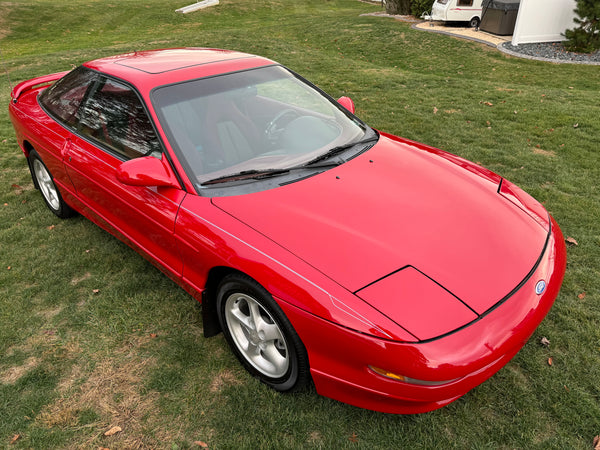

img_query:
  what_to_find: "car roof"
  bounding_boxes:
[83,48,276,94]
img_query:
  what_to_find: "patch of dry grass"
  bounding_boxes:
[209,368,242,393]
[36,344,163,449]
[0,3,13,40]
[0,356,39,384]
[532,147,557,157]
[70,272,92,285]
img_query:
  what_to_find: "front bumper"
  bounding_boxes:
[279,216,566,414]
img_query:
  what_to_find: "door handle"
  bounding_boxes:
[61,138,72,161]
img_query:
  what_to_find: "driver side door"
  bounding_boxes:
[63,75,184,279]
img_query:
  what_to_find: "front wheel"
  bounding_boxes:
[470,16,480,28]
[29,149,75,218]
[216,273,310,392]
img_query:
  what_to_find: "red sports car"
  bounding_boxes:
[8,48,566,414]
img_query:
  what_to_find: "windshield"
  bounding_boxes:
[152,65,369,189]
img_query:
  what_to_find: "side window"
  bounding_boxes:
[457,0,473,5]
[39,66,96,128]
[79,77,161,159]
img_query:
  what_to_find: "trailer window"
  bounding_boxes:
[457,0,473,5]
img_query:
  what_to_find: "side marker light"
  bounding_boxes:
[368,366,459,386]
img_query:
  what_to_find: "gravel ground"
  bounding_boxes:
[501,41,600,64]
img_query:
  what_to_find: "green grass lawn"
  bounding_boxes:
[1,0,599,448]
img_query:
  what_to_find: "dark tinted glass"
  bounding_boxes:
[79,77,161,159]
[39,66,96,127]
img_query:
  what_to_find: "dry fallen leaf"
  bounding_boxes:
[483,101,493,107]
[433,107,438,114]
[547,357,553,366]
[47,225,55,230]
[593,435,600,450]
[10,434,21,445]
[194,441,209,448]
[540,337,550,347]
[565,237,578,246]
[573,123,579,128]
[578,292,586,300]
[92,289,100,294]
[104,426,122,436]
[150,333,158,338]
[349,433,359,443]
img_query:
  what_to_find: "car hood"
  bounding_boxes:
[212,134,548,319]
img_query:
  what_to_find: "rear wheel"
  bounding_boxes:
[29,150,75,218]
[470,16,480,28]
[216,273,310,392]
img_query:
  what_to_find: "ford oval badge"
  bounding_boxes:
[535,280,547,295]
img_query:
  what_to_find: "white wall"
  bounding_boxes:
[512,0,577,45]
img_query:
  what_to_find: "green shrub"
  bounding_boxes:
[411,0,434,17]
[564,0,600,53]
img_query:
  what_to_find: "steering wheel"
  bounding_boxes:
[265,109,300,144]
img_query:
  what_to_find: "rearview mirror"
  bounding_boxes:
[116,156,180,188]
[337,96,355,114]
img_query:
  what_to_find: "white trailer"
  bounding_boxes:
[430,0,483,28]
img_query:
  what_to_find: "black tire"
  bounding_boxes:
[29,149,75,219]
[470,16,480,28]
[216,273,310,392]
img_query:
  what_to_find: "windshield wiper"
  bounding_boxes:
[200,137,378,186]
[304,135,379,166]
[201,168,290,186]
[200,159,345,186]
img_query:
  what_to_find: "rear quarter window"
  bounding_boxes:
[39,66,96,128]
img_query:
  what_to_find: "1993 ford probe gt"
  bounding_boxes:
[9,48,566,414]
